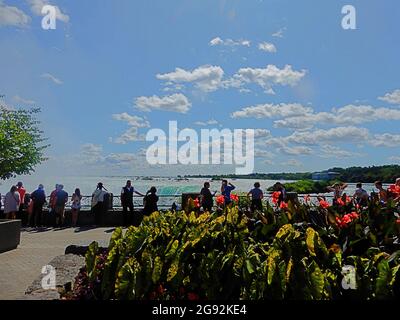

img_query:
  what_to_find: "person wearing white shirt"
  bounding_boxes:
[91,182,107,226]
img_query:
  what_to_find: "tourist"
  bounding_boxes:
[327,182,348,205]
[55,185,68,227]
[353,183,369,207]
[71,188,82,227]
[16,182,26,224]
[374,181,388,204]
[221,180,236,206]
[200,182,216,212]
[248,182,264,212]
[4,186,20,220]
[30,184,46,227]
[274,182,287,206]
[143,187,159,216]
[120,180,144,226]
[92,182,107,226]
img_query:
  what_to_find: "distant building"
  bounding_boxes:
[312,171,341,181]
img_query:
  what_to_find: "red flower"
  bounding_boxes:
[230,194,239,202]
[272,191,281,204]
[216,195,225,205]
[396,219,400,225]
[156,284,164,295]
[319,200,330,209]
[187,292,200,301]
[350,212,359,219]
[336,198,345,206]
[280,202,288,209]
[193,198,200,208]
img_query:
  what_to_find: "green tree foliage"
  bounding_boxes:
[0,106,48,180]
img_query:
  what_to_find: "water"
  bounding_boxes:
[0,175,381,197]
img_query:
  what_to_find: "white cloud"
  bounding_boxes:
[0,1,30,27]
[319,145,360,159]
[194,119,219,126]
[389,156,400,162]
[135,93,191,113]
[228,65,306,93]
[13,95,35,105]
[209,37,251,47]
[378,89,400,104]
[27,0,69,23]
[231,103,312,119]
[157,66,224,92]
[371,133,400,147]
[284,126,370,146]
[112,127,145,144]
[273,104,400,130]
[254,129,272,139]
[272,27,286,38]
[278,146,313,155]
[112,113,150,128]
[284,159,303,167]
[258,42,277,53]
[41,73,63,85]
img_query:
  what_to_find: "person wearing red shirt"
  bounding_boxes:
[16,182,27,225]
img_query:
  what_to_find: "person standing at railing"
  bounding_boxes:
[200,182,216,212]
[4,186,20,220]
[221,180,235,207]
[327,182,348,206]
[92,182,107,226]
[71,188,82,227]
[16,182,26,224]
[30,184,46,227]
[121,180,144,226]
[248,182,264,212]
[143,187,159,216]
[55,185,68,227]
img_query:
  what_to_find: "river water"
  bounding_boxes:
[0,175,383,197]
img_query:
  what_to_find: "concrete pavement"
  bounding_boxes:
[0,227,113,300]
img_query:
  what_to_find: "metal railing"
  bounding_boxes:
[0,193,335,210]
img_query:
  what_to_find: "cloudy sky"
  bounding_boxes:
[1,0,400,177]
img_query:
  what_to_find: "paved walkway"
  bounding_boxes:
[0,227,113,300]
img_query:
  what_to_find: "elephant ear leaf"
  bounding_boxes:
[152,256,163,284]
[85,241,99,280]
[375,259,391,299]
[267,249,281,285]
[115,258,137,300]
[306,228,317,257]
[309,261,325,300]
[108,227,123,251]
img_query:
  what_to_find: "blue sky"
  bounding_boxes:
[1,0,400,176]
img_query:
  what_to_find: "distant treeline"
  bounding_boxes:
[184,165,400,183]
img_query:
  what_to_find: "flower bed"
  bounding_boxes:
[68,198,400,300]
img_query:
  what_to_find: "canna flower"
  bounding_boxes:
[350,212,359,219]
[336,198,345,206]
[230,194,239,202]
[272,191,281,204]
[216,195,225,206]
[319,200,330,209]
[396,219,400,225]
[187,292,200,300]
[280,202,288,209]
[193,198,200,208]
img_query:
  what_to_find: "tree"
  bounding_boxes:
[0,106,49,180]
